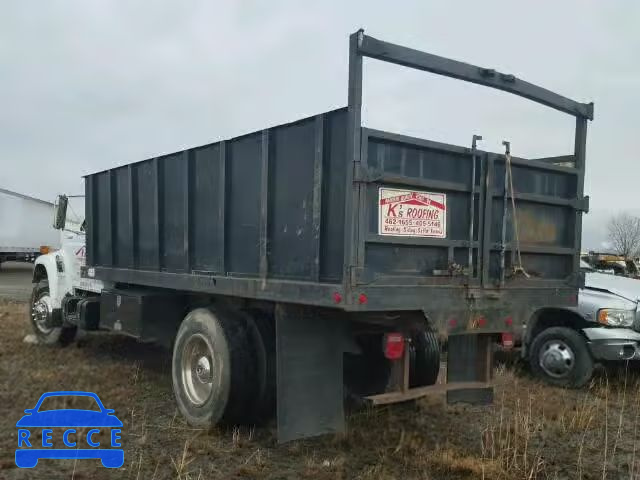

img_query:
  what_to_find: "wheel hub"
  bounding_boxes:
[195,356,212,383]
[181,334,215,406]
[32,295,53,334]
[539,339,575,378]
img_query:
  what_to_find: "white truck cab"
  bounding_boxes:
[30,195,105,345]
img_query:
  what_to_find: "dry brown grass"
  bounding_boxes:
[2,298,640,479]
[475,366,640,479]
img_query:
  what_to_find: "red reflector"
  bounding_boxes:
[477,316,487,328]
[505,317,513,327]
[358,293,368,304]
[501,332,514,350]
[384,333,405,360]
[333,292,342,304]
[448,318,457,328]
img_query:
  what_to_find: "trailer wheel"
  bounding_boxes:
[409,329,441,388]
[30,280,76,346]
[529,327,594,388]
[172,307,256,427]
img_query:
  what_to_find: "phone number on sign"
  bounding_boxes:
[384,218,442,227]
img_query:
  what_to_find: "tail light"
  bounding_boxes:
[501,332,514,350]
[383,333,405,360]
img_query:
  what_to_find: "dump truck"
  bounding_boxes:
[29,30,593,442]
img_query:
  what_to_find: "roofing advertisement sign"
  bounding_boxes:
[378,187,447,238]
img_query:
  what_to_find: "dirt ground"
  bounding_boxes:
[1,299,640,480]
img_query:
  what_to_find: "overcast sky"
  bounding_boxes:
[1,1,638,250]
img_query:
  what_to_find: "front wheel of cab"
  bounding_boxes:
[172,307,255,427]
[30,279,77,347]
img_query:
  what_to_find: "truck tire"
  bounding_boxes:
[244,310,276,423]
[529,326,594,388]
[172,307,257,427]
[30,280,76,346]
[409,329,441,387]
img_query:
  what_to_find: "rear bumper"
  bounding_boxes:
[584,327,640,361]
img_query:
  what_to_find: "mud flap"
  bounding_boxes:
[275,304,345,443]
[446,334,494,405]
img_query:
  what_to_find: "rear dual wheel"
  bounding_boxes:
[173,310,442,425]
[344,327,441,402]
[171,307,275,427]
[409,329,441,388]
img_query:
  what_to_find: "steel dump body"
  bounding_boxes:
[85,32,592,331]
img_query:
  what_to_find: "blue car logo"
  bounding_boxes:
[16,391,123,468]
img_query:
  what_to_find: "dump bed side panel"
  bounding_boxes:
[86,109,347,285]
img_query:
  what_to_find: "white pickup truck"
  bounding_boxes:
[525,260,640,387]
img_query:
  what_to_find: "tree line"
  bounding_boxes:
[607,212,640,258]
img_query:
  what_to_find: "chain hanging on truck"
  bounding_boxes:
[503,141,530,280]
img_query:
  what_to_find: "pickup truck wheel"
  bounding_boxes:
[409,329,441,388]
[30,280,76,346]
[172,307,256,427]
[529,327,594,388]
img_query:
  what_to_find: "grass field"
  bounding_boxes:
[1,299,639,479]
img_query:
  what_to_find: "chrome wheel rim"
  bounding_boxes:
[181,333,215,406]
[539,339,575,378]
[32,294,53,334]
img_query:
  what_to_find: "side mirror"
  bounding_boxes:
[53,195,68,230]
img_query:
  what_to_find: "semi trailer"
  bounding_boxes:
[0,188,60,266]
[29,30,593,442]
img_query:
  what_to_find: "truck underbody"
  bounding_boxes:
[38,284,497,442]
